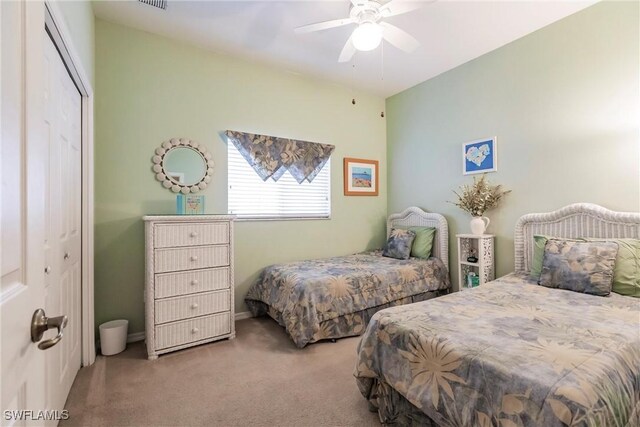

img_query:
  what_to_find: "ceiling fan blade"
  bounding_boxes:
[380,22,420,53]
[380,0,429,17]
[338,35,356,63]
[295,18,354,34]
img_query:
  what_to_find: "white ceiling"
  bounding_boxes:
[93,0,597,97]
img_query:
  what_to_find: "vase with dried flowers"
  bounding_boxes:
[450,174,511,235]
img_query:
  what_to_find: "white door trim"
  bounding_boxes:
[44,0,96,366]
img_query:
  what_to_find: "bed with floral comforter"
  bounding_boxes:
[245,251,450,348]
[355,273,640,426]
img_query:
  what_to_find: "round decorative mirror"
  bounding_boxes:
[151,138,214,193]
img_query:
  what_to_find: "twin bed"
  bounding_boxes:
[245,207,451,348]
[245,203,639,426]
[355,203,640,426]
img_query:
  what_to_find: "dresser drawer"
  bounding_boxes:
[155,290,230,324]
[155,245,229,273]
[155,267,230,299]
[155,312,231,350]
[154,222,229,248]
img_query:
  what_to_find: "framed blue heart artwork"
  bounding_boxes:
[463,137,497,175]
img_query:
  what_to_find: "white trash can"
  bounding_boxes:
[99,319,128,356]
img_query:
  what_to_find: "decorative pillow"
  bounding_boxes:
[538,239,619,296]
[530,235,584,279]
[382,229,416,260]
[399,226,436,259]
[583,238,640,297]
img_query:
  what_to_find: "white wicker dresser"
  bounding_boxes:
[143,215,235,360]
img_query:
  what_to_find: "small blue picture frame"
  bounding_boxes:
[463,137,497,175]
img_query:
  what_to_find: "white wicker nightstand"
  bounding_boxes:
[456,234,495,290]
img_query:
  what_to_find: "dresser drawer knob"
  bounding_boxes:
[190,303,199,310]
[190,231,198,238]
[190,255,199,262]
[191,327,199,334]
[191,279,199,286]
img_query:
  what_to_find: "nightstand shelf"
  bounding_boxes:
[456,234,495,290]
[459,261,480,267]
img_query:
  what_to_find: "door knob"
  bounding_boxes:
[44,266,52,274]
[31,308,68,350]
[63,252,70,260]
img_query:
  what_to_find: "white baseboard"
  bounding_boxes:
[127,331,145,343]
[235,311,253,320]
[98,315,252,349]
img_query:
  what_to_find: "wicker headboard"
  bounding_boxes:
[514,203,640,273]
[387,207,449,271]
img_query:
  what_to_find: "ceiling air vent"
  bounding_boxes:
[138,0,167,10]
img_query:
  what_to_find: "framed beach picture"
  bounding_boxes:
[463,137,497,175]
[344,157,379,196]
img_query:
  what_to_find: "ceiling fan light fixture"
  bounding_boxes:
[351,22,383,52]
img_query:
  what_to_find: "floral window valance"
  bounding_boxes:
[224,130,335,184]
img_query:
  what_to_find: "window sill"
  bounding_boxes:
[233,215,331,222]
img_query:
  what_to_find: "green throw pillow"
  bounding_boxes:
[400,226,436,259]
[530,235,549,279]
[584,238,640,298]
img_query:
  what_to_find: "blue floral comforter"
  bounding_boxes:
[355,273,640,426]
[245,251,450,348]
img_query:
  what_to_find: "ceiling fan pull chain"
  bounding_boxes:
[351,63,357,105]
[381,43,385,118]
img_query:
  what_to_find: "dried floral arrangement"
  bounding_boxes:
[451,174,511,216]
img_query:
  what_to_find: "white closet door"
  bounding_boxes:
[1,0,47,421]
[43,32,82,416]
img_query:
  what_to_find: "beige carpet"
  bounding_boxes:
[61,317,381,426]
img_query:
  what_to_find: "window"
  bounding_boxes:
[227,143,331,219]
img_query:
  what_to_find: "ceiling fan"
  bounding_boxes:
[295,0,425,63]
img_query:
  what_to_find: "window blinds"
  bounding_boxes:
[228,143,331,219]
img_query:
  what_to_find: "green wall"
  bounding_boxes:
[386,1,640,291]
[56,0,94,85]
[95,20,387,334]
